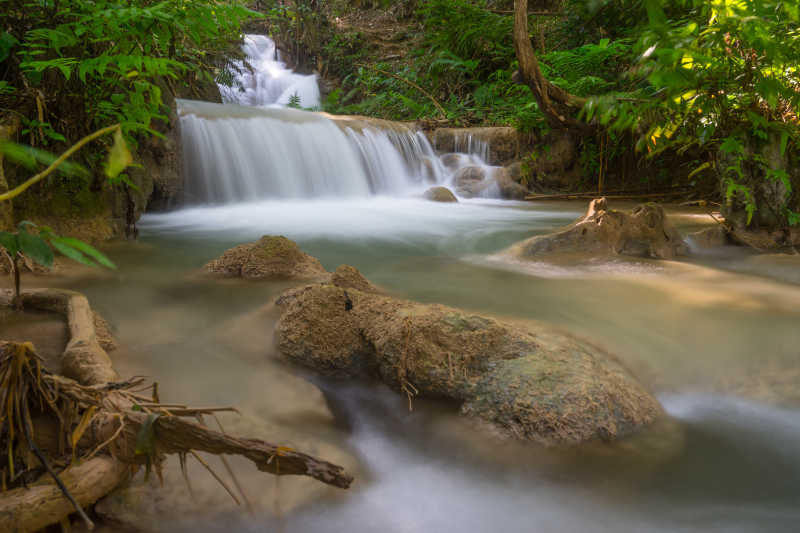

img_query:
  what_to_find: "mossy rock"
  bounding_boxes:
[275,281,663,446]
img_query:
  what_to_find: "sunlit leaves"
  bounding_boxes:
[104,128,133,179]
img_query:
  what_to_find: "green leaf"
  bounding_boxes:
[48,237,98,268]
[135,413,161,481]
[0,232,19,257]
[104,128,133,179]
[51,236,116,269]
[17,231,54,268]
[780,131,789,157]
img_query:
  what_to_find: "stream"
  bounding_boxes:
[56,198,800,533]
[36,35,800,532]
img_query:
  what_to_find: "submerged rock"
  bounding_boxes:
[509,198,688,260]
[275,279,662,446]
[424,186,458,203]
[205,235,327,280]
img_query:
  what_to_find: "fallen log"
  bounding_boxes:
[1,288,353,532]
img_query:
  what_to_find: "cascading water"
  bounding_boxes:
[219,35,320,108]
[178,33,504,204]
[178,99,448,203]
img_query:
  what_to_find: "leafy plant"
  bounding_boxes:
[0,221,116,308]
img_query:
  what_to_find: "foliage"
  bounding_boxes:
[1,0,258,143]
[581,0,800,226]
[0,221,115,270]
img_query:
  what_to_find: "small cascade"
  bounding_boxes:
[219,35,320,108]
[452,132,491,163]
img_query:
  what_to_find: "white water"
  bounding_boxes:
[178,99,452,203]
[219,35,320,108]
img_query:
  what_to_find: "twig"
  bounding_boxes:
[189,450,241,507]
[22,394,94,530]
[212,415,253,513]
[85,413,125,460]
[0,124,120,202]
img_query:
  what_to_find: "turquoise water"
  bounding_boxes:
[61,198,800,532]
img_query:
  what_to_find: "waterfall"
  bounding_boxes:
[219,35,320,108]
[177,34,504,205]
[177,100,447,203]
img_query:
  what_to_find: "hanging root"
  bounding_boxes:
[0,341,353,532]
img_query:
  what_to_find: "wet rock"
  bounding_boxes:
[688,226,729,249]
[424,186,458,203]
[205,235,327,280]
[728,226,800,251]
[453,166,489,198]
[430,127,533,165]
[440,153,467,170]
[508,198,689,260]
[492,168,527,200]
[420,156,438,183]
[275,282,663,446]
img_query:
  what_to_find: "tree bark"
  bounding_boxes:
[513,0,590,130]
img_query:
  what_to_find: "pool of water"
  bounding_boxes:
[49,198,800,532]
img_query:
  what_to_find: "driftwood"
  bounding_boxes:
[0,288,353,532]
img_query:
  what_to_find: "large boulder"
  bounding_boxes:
[205,235,327,280]
[508,198,688,260]
[275,279,662,446]
[424,186,458,203]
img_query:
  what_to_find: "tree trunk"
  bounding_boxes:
[512,0,590,130]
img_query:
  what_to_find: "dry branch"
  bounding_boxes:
[1,288,353,532]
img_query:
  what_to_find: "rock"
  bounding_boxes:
[453,166,489,198]
[728,226,800,251]
[508,198,689,260]
[688,226,730,249]
[205,235,327,280]
[430,127,535,165]
[420,156,438,183]
[424,186,458,203]
[440,153,467,170]
[492,168,527,200]
[331,264,381,293]
[275,282,663,446]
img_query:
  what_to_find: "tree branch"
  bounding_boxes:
[512,0,591,131]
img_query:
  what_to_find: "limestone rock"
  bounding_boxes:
[508,198,689,260]
[275,283,662,446]
[424,186,458,203]
[331,264,381,293]
[205,235,327,280]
